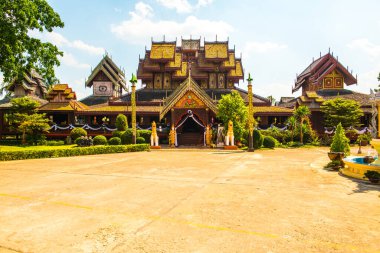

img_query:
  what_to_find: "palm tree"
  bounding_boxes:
[294,106,311,144]
[286,116,297,142]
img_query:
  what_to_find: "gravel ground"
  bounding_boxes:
[0,147,379,253]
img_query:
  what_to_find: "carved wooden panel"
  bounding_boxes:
[334,77,343,88]
[324,77,333,88]
[174,91,205,108]
[154,73,162,89]
[209,73,216,89]
[218,73,225,88]
[163,73,171,89]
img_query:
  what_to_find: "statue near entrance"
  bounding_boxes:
[169,124,176,147]
[150,121,160,148]
[225,120,235,146]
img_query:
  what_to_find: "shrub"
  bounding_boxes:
[70,128,87,141]
[93,135,108,145]
[108,137,121,145]
[136,136,146,144]
[330,123,350,156]
[263,136,276,149]
[364,170,380,181]
[112,130,125,138]
[0,144,150,161]
[261,129,292,144]
[75,136,93,147]
[345,129,358,143]
[121,129,140,144]
[253,129,264,149]
[137,130,152,143]
[115,114,128,131]
[320,134,333,146]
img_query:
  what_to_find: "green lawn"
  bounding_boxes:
[0,145,77,152]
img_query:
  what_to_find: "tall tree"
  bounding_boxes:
[217,90,248,141]
[294,106,311,144]
[320,98,363,128]
[0,0,64,88]
[286,116,297,142]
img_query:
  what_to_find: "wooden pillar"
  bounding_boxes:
[171,109,174,126]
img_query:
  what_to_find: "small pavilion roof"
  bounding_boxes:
[293,53,357,93]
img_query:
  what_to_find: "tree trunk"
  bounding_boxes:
[22,129,26,145]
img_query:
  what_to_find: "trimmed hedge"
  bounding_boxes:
[108,137,121,145]
[93,135,108,145]
[0,144,150,161]
[121,129,140,144]
[112,130,125,138]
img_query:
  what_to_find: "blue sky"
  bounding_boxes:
[7,0,380,100]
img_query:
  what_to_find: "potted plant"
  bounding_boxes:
[363,170,380,183]
[357,133,371,146]
[328,123,350,164]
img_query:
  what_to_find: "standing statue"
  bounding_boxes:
[225,120,235,146]
[169,124,176,147]
[205,124,212,147]
[150,121,159,146]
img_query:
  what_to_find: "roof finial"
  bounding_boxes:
[320,52,322,58]
[328,47,330,53]
[163,35,165,41]
[216,34,217,42]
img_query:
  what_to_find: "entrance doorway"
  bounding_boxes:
[176,113,204,146]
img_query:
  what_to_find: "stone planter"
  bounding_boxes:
[328,152,345,162]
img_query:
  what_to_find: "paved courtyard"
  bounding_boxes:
[0,147,379,253]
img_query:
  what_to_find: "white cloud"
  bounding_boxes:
[111,2,233,44]
[60,52,90,69]
[155,0,213,13]
[70,40,104,55]
[32,31,104,56]
[347,38,380,58]
[196,0,213,8]
[244,41,288,54]
[156,0,192,13]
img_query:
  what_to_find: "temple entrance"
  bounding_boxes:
[176,112,204,146]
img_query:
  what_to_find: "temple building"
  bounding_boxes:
[0,38,294,144]
[278,52,374,133]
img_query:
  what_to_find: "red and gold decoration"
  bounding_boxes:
[130,73,138,144]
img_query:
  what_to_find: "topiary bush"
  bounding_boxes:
[121,129,140,144]
[263,136,276,149]
[70,128,87,141]
[136,136,146,144]
[253,129,264,149]
[108,137,121,145]
[137,130,152,143]
[330,123,350,156]
[93,135,108,145]
[112,130,125,138]
[115,114,128,131]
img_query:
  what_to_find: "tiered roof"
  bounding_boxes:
[293,53,357,93]
[40,83,88,112]
[137,38,244,86]
[85,54,127,91]
[46,84,76,101]
[8,69,48,97]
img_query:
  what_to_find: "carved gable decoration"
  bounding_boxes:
[174,91,205,108]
